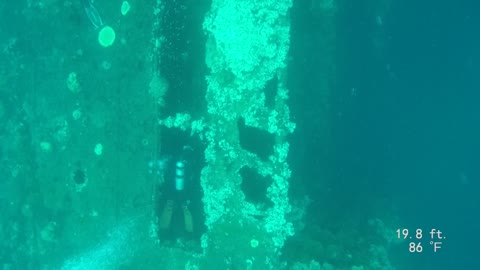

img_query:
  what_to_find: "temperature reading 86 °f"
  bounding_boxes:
[409,242,423,253]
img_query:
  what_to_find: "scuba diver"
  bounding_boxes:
[157,146,195,239]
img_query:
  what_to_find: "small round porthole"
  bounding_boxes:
[72,168,87,191]
[73,169,86,184]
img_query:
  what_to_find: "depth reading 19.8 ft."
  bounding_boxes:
[396,228,446,253]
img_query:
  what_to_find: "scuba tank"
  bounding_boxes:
[175,160,185,191]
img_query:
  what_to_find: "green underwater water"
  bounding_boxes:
[0,0,478,269]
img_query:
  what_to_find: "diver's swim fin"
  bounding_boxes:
[159,200,174,230]
[183,205,194,233]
